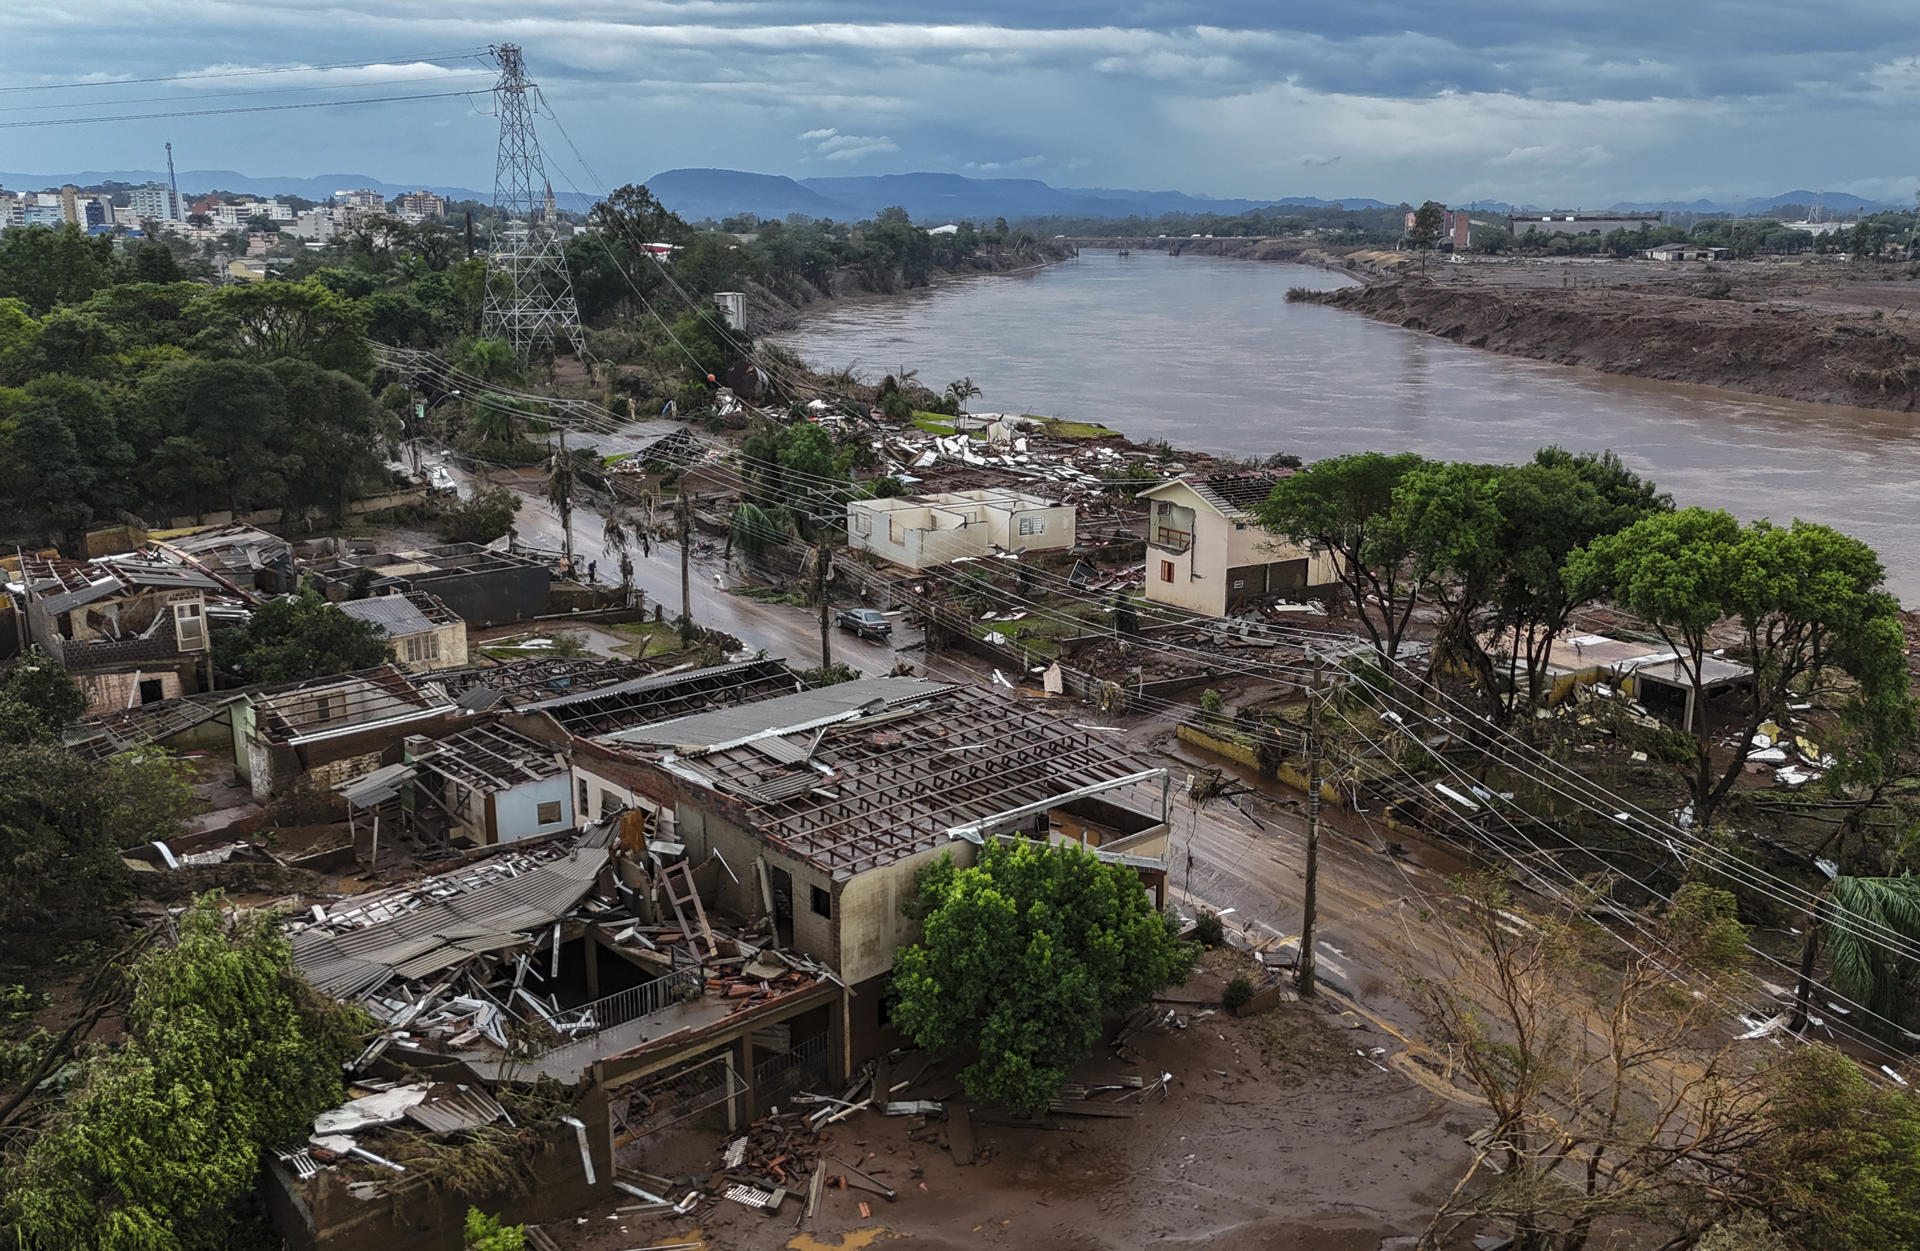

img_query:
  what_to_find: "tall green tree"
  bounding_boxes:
[214,589,392,685]
[1569,510,1905,829]
[0,651,84,745]
[892,839,1195,1111]
[6,894,365,1251]
[0,744,195,960]
[1750,1043,1920,1249]
[1256,451,1435,669]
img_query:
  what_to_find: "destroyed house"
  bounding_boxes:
[412,720,574,845]
[428,656,666,715]
[521,656,798,737]
[234,665,462,801]
[286,817,841,1195]
[1138,471,1341,616]
[159,522,296,595]
[18,553,221,713]
[316,543,550,626]
[337,590,469,671]
[575,675,1173,1067]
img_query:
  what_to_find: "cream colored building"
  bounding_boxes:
[846,488,1074,570]
[1138,471,1339,617]
[337,590,469,671]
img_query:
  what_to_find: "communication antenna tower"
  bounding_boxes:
[165,141,181,221]
[481,44,584,358]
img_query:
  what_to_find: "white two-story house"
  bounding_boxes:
[1137,471,1340,617]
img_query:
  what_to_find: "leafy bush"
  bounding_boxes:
[437,482,522,545]
[1193,909,1226,947]
[465,1208,526,1251]
[1223,974,1256,1011]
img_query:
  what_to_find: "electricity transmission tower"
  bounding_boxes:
[482,44,584,359]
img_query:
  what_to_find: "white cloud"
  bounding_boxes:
[797,127,836,141]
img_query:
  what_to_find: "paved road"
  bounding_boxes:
[431,454,917,675]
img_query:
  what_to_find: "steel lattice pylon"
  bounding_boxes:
[482,44,584,358]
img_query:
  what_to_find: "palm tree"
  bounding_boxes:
[940,376,983,429]
[1791,875,1920,1030]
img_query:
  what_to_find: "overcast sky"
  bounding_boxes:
[5,2,1920,205]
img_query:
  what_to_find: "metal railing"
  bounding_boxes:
[571,965,704,1038]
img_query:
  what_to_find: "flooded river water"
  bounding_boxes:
[780,252,1920,603]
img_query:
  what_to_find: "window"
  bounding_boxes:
[173,601,206,651]
[854,512,872,536]
[1017,515,1045,536]
[600,789,621,816]
[536,800,563,825]
[579,778,589,816]
[1159,560,1175,582]
[810,885,833,918]
[405,633,440,663]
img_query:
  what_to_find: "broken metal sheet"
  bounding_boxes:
[882,1100,944,1116]
[404,1084,508,1134]
[313,1083,433,1134]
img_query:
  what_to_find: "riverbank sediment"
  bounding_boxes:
[746,240,1076,333]
[1293,278,1920,413]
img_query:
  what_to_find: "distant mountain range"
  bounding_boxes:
[2,165,1902,225]
[642,168,1391,222]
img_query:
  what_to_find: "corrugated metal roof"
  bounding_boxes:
[292,829,612,997]
[747,734,811,766]
[335,762,417,808]
[40,576,130,616]
[520,658,767,713]
[406,1085,507,1134]
[605,677,956,752]
[337,595,437,637]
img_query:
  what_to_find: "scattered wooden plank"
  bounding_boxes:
[948,1101,976,1164]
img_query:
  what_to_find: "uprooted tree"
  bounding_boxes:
[891,839,1196,1111]
[4,893,366,1251]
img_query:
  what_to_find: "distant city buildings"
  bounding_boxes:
[334,187,386,211]
[395,189,448,220]
[126,181,183,223]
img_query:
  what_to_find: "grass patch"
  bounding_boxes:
[608,620,679,660]
[482,629,592,661]
[731,584,808,608]
[910,412,987,439]
[1039,417,1124,439]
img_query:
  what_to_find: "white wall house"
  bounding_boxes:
[1138,472,1340,617]
[846,489,1075,570]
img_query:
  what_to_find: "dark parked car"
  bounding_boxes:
[835,607,892,641]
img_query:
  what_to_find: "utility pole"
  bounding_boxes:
[677,491,693,645]
[1296,657,1325,996]
[815,538,832,672]
[552,429,574,578]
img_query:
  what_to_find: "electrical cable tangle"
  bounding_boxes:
[375,348,1920,965]
[410,408,1920,1054]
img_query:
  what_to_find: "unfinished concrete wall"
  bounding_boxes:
[834,841,978,986]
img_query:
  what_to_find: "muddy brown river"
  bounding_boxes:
[781,252,1920,603]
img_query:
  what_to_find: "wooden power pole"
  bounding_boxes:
[677,491,693,645]
[1296,658,1324,996]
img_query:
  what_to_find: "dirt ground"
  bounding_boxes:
[1304,256,1920,412]
[547,951,1488,1251]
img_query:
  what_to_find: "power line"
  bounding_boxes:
[0,74,493,115]
[0,51,491,93]
[0,90,489,130]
